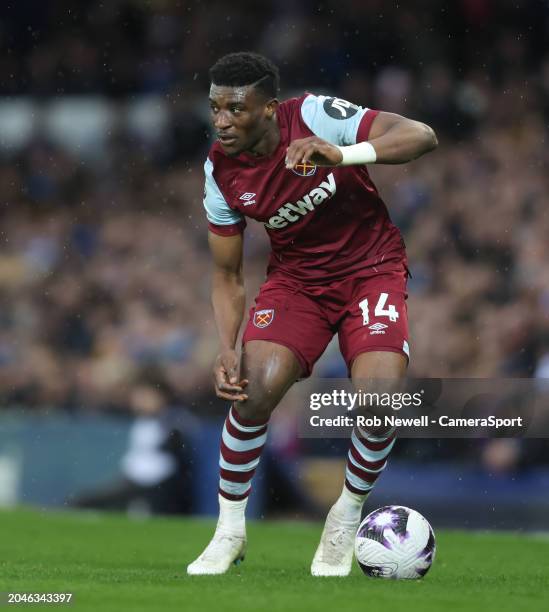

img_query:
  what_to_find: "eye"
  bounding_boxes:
[230,106,242,114]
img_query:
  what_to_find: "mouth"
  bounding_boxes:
[217,134,238,146]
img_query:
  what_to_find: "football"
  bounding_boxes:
[355,505,436,579]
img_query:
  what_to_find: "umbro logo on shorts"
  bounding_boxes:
[368,322,388,335]
[253,309,275,328]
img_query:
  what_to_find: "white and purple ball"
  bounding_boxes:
[355,505,436,579]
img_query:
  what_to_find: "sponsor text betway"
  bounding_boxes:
[264,172,336,229]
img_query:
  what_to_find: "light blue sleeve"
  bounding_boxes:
[203,158,243,226]
[300,94,370,146]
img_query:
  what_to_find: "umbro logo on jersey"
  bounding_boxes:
[292,162,316,177]
[368,322,388,335]
[239,192,256,206]
[264,172,336,230]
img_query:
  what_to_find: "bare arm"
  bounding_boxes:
[209,231,245,350]
[366,111,438,164]
[208,231,248,401]
[285,111,437,168]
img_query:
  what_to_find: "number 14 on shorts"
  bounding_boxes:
[359,293,399,325]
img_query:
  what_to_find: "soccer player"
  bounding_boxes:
[187,52,437,576]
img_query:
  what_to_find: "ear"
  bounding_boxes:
[265,99,279,119]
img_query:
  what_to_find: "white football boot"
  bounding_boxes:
[311,488,365,577]
[186,528,246,575]
[187,495,247,576]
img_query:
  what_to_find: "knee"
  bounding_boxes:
[235,341,301,423]
[233,371,284,423]
[355,396,398,438]
[233,400,270,424]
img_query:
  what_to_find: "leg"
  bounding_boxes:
[188,274,332,575]
[187,340,301,575]
[311,351,407,577]
[344,350,407,496]
[217,340,302,502]
[312,266,410,576]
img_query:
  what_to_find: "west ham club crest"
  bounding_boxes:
[253,309,275,328]
[292,161,316,177]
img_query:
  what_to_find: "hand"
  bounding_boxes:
[213,348,249,402]
[285,136,343,169]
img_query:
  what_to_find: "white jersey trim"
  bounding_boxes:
[300,94,370,146]
[203,158,244,226]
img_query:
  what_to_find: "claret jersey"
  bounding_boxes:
[203,94,406,283]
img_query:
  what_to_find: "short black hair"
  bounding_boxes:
[209,52,280,99]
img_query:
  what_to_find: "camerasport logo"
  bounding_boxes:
[253,309,275,328]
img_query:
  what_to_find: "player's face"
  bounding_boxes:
[209,84,277,156]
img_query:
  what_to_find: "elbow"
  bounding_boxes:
[213,266,244,287]
[422,123,438,152]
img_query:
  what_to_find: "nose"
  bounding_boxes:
[214,110,232,131]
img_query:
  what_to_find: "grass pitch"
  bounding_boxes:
[0,508,548,612]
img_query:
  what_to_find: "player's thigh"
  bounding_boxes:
[240,281,333,419]
[338,268,410,376]
[339,269,409,434]
[242,280,333,379]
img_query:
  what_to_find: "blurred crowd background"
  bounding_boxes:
[0,0,548,518]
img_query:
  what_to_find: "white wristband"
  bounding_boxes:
[336,141,377,166]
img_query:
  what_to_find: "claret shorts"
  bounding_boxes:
[242,262,410,377]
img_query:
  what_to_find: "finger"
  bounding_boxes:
[286,146,307,169]
[216,378,245,392]
[285,141,306,168]
[285,148,296,168]
[218,380,245,393]
[216,390,249,402]
[213,367,228,386]
[221,359,239,384]
[215,384,248,400]
[300,144,317,164]
[286,139,305,154]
